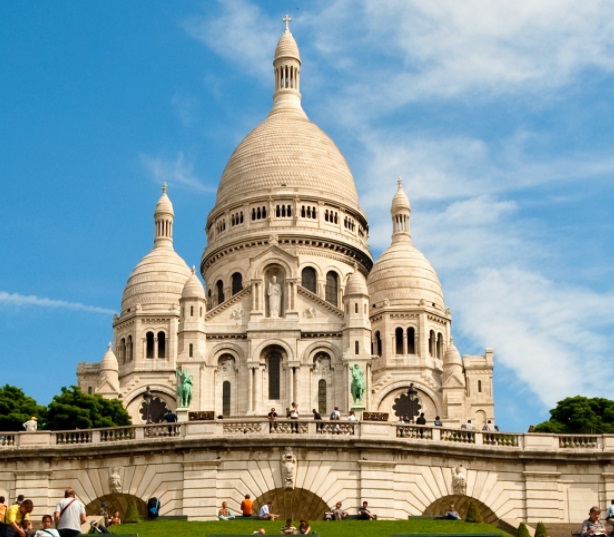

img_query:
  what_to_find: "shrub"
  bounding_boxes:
[465,500,483,523]
[124,498,140,524]
[534,521,548,537]
[517,523,531,537]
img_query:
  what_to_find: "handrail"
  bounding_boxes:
[1,419,611,452]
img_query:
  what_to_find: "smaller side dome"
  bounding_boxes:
[345,269,368,295]
[443,339,462,366]
[182,267,206,300]
[100,343,119,372]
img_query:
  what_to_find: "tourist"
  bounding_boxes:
[252,529,266,535]
[164,409,178,435]
[54,488,86,537]
[268,408,278,432]
[330,406,341,420]
[581,507,606,537]
[357,501,377,520]
[298,519,311,534]
[20,519,33,537]
[482,420,494,432]
[241,495,254,517]
[258,502,279,520]
[0,496,7,522]
[331,501,347,520]
[34,515,59,537]
[280,518,297,534]
[433,416,443,426]
[606,499,614,523]
[22,417,37,432]
[348,410,357,421]
[218,501,235,520]
[108,511,121,526]
[290,403,299,433]
[461,419,474,430]
[4,499,33,537]
[312,409,323,432]
[416,413,426,425]
[444,503,461,520]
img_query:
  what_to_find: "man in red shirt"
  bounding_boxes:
[240,494,253,517]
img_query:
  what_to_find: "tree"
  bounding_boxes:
[124,499,140,524]
[0,385,46,431]
[465,500,483,523]
[46,386,131,430]
[534,396,614,434]
[534,521,548,537]
[517,523,531,537]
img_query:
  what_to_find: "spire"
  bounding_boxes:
[154,182,175,249]
[390,177,411,243]
[272,15,303,113]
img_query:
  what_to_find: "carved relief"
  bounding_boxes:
[109,466,124,494]
[281,447,296,489]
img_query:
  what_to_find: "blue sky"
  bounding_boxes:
[1,1,613,433]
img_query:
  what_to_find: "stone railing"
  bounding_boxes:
[2,420,614,453]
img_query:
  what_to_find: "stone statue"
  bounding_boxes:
[109,466,123,494]
[452,464,467,495]
[267,275,282,318]
[281,447,296,489]
[176,367,193,408]
[350,364,366,404]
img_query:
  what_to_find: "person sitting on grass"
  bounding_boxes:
[444,503,461,520]
[357,501,377,520]
[280,518,297,534]
[218,501,235,520]
[34,515,59,537]
[329,501,347,520]
[298,520,311,535]
[581,506,606,537]
[252,529,266,535]
[258,502,280,521]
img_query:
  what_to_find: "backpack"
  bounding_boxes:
[147,498,160,519]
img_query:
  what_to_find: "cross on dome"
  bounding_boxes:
[162,182,167,194]
[282,14,292,32]
[397,176,403,189]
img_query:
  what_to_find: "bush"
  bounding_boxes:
[534,521,548,537]
[465,500,483,523]
[124,499,140,524]
[517,523,531,537]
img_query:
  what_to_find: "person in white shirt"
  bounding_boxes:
[258,502,279,520]
[34,515,60,537]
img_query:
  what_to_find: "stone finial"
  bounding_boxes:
[282,14,292,32]
[162,182,167,194]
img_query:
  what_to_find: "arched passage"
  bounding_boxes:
[84,493,147,518]
[254,487,329,521]
[424,495,497,524]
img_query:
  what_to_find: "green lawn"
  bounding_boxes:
[109,518,506,537]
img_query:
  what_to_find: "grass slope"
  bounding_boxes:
[110,518,505,537]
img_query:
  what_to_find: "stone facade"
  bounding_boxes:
[77,23,494,429]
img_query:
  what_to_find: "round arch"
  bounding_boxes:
[124,384,177,424]
[210,344,243,365]
[252,339,294,361]
[424,495,498,524]
[372,380,441,418]
[84,493,147,518]
[254,487,329,522]
[303,341,340,366]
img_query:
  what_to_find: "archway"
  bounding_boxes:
[254,487,329,521]
[424,495,497,524]
[85,493,147,519]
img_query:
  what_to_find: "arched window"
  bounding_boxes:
[189,343,193,358]
[268,353,281,400]
[301,267,316,293]
[127,336,133,362]
[429,330,436,357]
[395,327,404,355]
[119,338,126,364]
[325,271,338,306]
[223,381,231,417]
[437,333,444,359]
[216,280,225,304]
[146,332,155,359]
[375,331,382,356]
[232,273,243,295]
[355,341,359,354]
[88,387,92,395]
[157,331,166,359]
[318,379,327,414]
[190,305,194,317]
[407,327,416,354]
[354,303,358,313]
[478,380,482,393]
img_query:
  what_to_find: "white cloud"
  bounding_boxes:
[0,291,115,315]
[171,92,199,127]
[140,152,214,193]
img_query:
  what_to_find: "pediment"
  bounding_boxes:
[443,370,466,388]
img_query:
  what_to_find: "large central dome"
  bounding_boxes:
[214,24,360,211]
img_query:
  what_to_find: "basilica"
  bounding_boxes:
[77,21,494,428]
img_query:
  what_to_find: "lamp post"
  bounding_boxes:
[406,383,419,424]
[143,386,152,424]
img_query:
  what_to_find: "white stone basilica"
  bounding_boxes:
[78,22,494,428]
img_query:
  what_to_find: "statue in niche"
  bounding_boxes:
[350,364,366,404]
[176,367,193,408]
[109,466,123,494]
[281,447,296,489]
[452,464,467,495]
[267,275,282,318]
